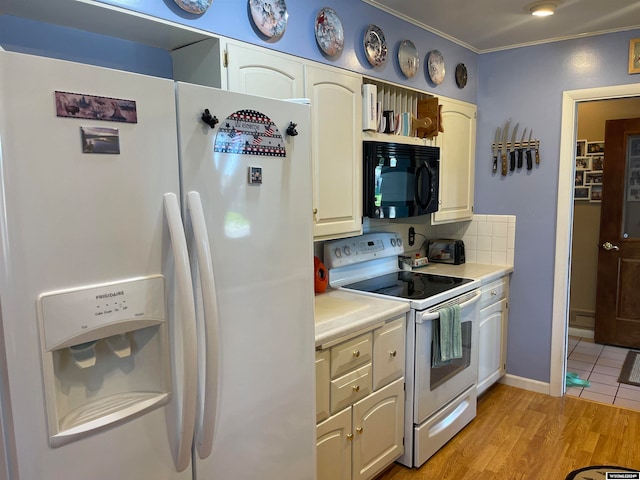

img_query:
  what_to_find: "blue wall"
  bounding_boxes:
[3,0,640,384]
[476,30,640,382]
[0,16,172,77]
[79,0,478,103]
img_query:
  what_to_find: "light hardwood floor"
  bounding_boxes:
[376,383,640,479]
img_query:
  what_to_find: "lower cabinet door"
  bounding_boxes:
[317,408,352,480]
[352,378,404,480]
[477,298,507,395]
[316,349,331,423]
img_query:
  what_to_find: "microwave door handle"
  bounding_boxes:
[414,163,429,210]
[424,162,434,208]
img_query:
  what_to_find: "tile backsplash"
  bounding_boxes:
[362,214,516,267]
[427,215,516,266]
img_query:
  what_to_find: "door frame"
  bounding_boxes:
[551,82,640,397]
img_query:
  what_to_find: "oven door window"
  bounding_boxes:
[430,321,472,391]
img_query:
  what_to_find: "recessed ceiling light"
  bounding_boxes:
[528,1,558,16]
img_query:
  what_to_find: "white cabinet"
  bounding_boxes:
[372,318,405,389]
[173,38,363,241]
[225,41,305,99]
[317,408,352,480]
[316,316,405,480]
[352,379,404,480]
[477,276,509,395]
[171,37,305,98]
[316,349,331,424]
[171,37,225,89]
[306,65,363,240]
[432,97,477,224]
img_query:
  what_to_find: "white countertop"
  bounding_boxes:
[314,262,513,348]
[314,289,409,348]
[413,262,513,284]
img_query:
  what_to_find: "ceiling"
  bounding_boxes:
[363,0,640,53]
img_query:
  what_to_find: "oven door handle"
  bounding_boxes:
[416,290,481,324]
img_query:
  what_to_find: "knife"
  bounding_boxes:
[526,129,533,170]
[535,135,540,165]
[492,127,501,173]
[509,122,519,171]
[517,127,527,169]
[501,120,510,176]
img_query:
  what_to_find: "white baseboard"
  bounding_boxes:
[568,327,594,339]
[499,374,550,395]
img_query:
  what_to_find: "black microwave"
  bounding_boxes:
[363,140,440,219]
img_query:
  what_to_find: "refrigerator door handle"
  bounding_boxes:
[163,193,198,472]
[187,191,220,459]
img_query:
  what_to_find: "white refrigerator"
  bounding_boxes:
[0,51,316,480]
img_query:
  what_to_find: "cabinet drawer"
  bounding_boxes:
[480,277,508,308]
[331,333,372,379]
[373,316,406,390]
[331,364,372,414]
[316,349,331,424]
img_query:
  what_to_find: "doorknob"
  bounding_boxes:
[602,241,620,251]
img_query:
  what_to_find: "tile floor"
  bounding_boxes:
[566,336,640,410]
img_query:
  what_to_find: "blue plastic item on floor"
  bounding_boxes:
[566,372,590,388]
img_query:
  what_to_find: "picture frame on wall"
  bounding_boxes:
[575,170,585,186]
[629,38,640,74]
[574,187,589,200]
[591,155,604,171]
[585,171,603,185]
[576,139,587,156]
[576,157,590,170]
[586,141,604,154]
[590,185,602,202]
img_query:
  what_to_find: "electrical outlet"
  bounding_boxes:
[408,227,415,246]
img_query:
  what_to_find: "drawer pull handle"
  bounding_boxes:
[347,433,353,441]
[491,290,497,296]
[352,385,360,393]
[353,350,360,358]
[389,350,397,357]
[356,427,363,434]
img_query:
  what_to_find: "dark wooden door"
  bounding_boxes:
[594,118,640,348]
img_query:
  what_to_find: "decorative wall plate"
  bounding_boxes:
[427,49,446,85]
[364,24,388,67]
[315,7,344,57]
[398,40,419,78]
[455,63,468,88]
[173,0,212,14]
[249,0,288,40]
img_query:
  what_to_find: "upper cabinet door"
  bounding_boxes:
[226,42,304,99]
[305,64,363,240]
[432,97,476,225]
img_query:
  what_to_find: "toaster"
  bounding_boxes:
[427,239,465,265]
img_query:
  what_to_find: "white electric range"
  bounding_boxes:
[325,232,482,468]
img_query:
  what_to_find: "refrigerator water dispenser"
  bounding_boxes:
[37,276,171,447]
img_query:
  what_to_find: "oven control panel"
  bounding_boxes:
[324,232,405,268]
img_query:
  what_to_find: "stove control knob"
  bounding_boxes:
[396,238,403,247]
[334,248,342,258]
[390,238,396,247]
[343,246,351,256]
